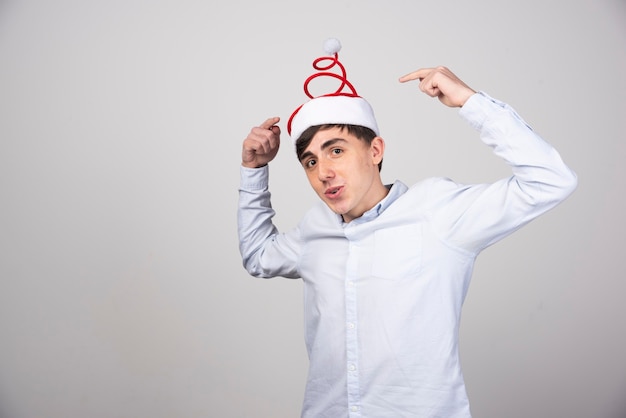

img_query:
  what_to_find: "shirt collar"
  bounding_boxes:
[343,180,408,225]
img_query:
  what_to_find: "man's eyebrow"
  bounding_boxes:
[299,138,348,162]
[299,150,314,162]
[321,138,348,150]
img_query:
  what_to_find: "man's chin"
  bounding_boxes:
[323,201,345,216]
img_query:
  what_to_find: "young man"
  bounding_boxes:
[237,40,577,417]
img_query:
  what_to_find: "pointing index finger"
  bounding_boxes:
[260,117,280,130]
[398,68,431,83]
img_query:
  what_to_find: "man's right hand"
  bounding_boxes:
[241,117,281,168]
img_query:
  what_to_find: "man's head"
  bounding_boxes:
[287,39,389,221]
[296,124,387,223]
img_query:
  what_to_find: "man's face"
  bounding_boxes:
[299,127,387,223]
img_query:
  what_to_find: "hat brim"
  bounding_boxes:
[289,96,379,143]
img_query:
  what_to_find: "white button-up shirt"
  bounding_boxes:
[238,92,577,417]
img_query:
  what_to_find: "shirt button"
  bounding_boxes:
[347,281,355,287]
[351,405,359,412]
[348,364,356,371]
[347,322,355,329]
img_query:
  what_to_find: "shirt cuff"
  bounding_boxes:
[240,165,270,190]
[460,90,533,134]
[458,91,508,131]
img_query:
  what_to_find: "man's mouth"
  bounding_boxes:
[325,186,343,198]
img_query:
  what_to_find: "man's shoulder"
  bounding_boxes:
[299,201,342,231]
[405,176,462,197]
[387,177,471,213]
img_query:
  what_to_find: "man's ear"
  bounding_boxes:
[370,136,385,165]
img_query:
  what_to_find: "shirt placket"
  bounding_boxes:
[345,236,362,416]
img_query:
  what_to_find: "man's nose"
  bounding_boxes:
[317,159,335,181]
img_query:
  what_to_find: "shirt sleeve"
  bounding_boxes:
[237,165,301,279]
[428,91,578,253]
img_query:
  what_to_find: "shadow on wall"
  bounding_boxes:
[613,399,626,418]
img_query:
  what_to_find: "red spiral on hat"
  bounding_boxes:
[288,49,361,135]
[303,53,359,99]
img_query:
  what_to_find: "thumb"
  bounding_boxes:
[269,124,281,135]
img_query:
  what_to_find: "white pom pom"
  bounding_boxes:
[323,38,342,55]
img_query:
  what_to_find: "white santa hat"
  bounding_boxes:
[287,38,379,143]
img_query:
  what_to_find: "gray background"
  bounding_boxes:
[1,0,624,417]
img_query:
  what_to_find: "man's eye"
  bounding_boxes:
[306,159,316,168]
[331,148,342,155]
